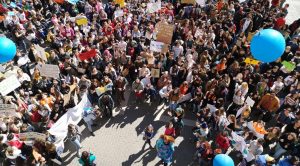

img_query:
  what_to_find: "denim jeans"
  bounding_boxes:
[71,136,81,156]
[274,143,287,159]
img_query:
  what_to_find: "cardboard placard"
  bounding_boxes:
[39,64,60,78]
[0,104,17,116]
[34,45,47,62]
[156,23,174,44]
[78,49,97,61]
[75,16,88,26]
[151,68,160,78]
[181,0,195,4]
[0,75,21,96]
[19,132,46,141]
[63,84,77,106]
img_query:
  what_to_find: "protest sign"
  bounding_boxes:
[39,64,60,78]
[244,58,260,65]
[181,0,195,4]
[54,0,64,4]
[178,93,192,104]
[19,132,47,141]
[245,96,255,107]
[0,104,18,117]
[156,23,174,44]
[282,61,296,72]
[63,84,77,106]
[67,0,79,4]
[195,0,205,6]
[114,10,124,18]
[78,49,97,61]
[34,45,47,62]
[75,16,88,26]
[115,0,125,7]
[150,41,164,52]
[146,1,161,13]
[151,68,160,78]
[0,75,21,96]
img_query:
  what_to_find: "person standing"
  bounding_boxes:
[83,107,100,136]
[79,151,96,166]
[142,124,155,149]
[156,135,175,166]
[132,78,144,104]
[67,124,82,157]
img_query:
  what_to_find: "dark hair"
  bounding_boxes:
[81,151,90,166]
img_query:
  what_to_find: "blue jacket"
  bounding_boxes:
[278,158,293,166]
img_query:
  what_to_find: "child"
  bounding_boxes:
[143,124,155,149]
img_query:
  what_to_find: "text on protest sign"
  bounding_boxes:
[146,1,161,13]
[150,41,165,52]
[0,75,21,96]
[39,64,60,78]
[151,68,160,78]
[0,104,18,117]
[19,132,47,141]
[34,45,47,62]
[156,23,174,44]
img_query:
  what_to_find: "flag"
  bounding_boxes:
[78,49,97,61]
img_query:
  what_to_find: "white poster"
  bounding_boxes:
[245,96,255,107]
[195,0,205,6]
[48,93,91,155]
[239,0,246,3]
[0,75,21,96]
[114,10,124,18]
[150,41,164,52]
[146,1,161,14]
[34,44,47,61]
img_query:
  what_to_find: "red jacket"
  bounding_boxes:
[216,134,230,150]
[164,127,175,137]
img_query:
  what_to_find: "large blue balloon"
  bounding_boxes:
[213,154,234,166]
[0,37,17,63]
[250,29,286,63]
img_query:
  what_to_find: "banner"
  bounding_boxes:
[150,41,164,52]
[146,1,161,13]
[48,93,91,155]
[19,132,47,141]
[78,49,97,61]
[39,64,60,78]
[0,75,21,96]
[156,23,174,44]
[75,16,88,26]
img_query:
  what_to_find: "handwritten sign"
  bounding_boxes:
[181,0,195,4]
[146,1,161,13]
[75,16,88,26]
[39,64,60,78]
[34,45,47,62]
[63,84,77,106]
[0,75,21,96]
[151,68,160,78]
[282,61,296,72]
[0,104,17,116]
[244,58,260,65]
[19,132,46,141]
[195,0,205,6]
[150,41,164,52]
[156,23,174,44]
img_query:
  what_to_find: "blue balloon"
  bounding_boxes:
[0,37,17,63]
[250,29,286,63]
[213,154,234,166]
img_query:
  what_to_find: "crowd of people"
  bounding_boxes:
[0,0,299,165]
